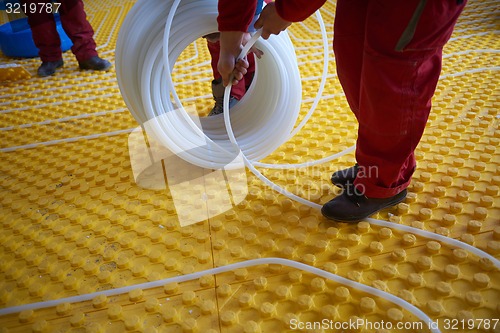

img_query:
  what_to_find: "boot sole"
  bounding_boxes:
[79,64,112,71]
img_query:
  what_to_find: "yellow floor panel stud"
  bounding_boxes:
[0,64,31,83]
[0,0,499,332]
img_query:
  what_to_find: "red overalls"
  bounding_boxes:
[333,0,466,197]
[217,0,467,198]
[21,0,97,62]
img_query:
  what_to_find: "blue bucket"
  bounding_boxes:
[0,14,73,58]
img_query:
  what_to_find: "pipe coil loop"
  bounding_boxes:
[116,0,306,169]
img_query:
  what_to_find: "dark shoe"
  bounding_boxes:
[331,164,359,188]
[79,56,112,71]
[321,185,407,223]
[208,78,238,116]
[37,60,64,77]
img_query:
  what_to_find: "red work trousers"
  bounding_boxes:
[207,40,256,100]
[22,0,97,62]
[333,0,466,198]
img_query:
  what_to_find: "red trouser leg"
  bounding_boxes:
[22,1,61,62]
[58,0,97,62]
[332,0,368,119]
[207,40,255,100]
[333,0,465,198]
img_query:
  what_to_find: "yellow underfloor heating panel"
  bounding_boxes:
[0,64,31,83]
[0,0,499,332]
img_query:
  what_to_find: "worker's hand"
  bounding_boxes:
[218,31,247,87]
[207,32,263,59]
[218,54,249,87]
[254,2,291,39]
[218,31,263,86]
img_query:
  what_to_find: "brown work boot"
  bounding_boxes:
[321,185,407,222]
[79,56,112,71]
[37,59,64,77]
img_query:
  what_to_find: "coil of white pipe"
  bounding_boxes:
[116,0,500,277]
[114,2,498,333]
[116,0,304,169]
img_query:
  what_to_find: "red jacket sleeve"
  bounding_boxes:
[218,0,257,32]
[274,0,327,22]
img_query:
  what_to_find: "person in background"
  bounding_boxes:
[21,0,111,77]
[204,0,263,116]
[217,0,466,222]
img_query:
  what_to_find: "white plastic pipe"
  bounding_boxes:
[222,22,500,272]
[0,258,440,333]
[26,0,490,332]
[117,0,307,169]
